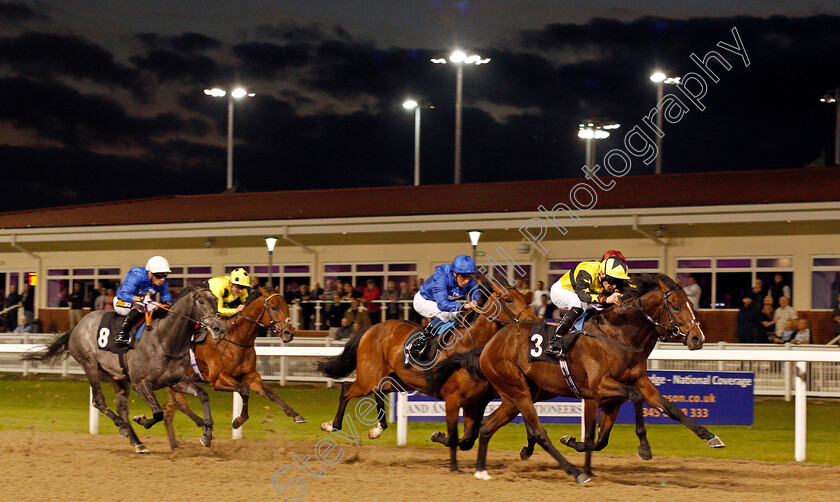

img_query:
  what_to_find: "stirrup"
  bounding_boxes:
[545,337,563,358]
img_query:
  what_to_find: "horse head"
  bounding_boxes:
[189,287,226,338]
[476,276,538,324]
[259,287,295,342]
[649,275,705,350]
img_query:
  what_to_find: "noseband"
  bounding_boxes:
[236,293,293,337]
[629,288,700,342]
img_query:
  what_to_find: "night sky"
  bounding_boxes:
[2,1,840,212]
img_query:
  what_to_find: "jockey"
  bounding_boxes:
[113,256,173,346]
[409,255,481,358]
[545,255,630,358]
[208,268,251,318]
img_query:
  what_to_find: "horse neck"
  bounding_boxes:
[464,314,499,345]
[152,299,195,354]
[227,301,267,346]
[624,291,666,352]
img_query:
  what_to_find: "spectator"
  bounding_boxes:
[297,284,315,330]
[531,281,549,310]
[4,285,21,332]
[736,297,760,343]
[515,278,532,305]
[381,280,400,320]
[758,303,774,343]
[334,317,353,340]
[343,298,371,331]
[361,279,381,319]
[341,283,360,300]
[777,319,798,343]
[68,283,85,329]
[284,283,298,304]
[749,279,766,312]
[773,295,797,341]
[683,276,702,309]
[103,288,116,311]
[350,321,364,339]
[793,319,811,344]
[832,293,840,340]
[768,273,791,309]
[535,294,551,319]
[93,287,107,310]
[322,280,337,314]
[398,281,415,322]
[310,281,324,299]
[13,313,33,333]
[326,297,348,338]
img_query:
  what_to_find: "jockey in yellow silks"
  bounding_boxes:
[208,268,251,318]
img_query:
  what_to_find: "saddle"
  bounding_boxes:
[528,311,589,364]
[403,322,460,368]
[96,311,147,355]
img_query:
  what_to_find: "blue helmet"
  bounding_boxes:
[452,255,477,274]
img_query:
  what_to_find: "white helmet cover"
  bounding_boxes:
[145,256,171,274]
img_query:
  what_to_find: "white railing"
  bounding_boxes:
[287,299,416,330]
[2,341,839,461]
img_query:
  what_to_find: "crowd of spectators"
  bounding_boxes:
[736,277,810,344]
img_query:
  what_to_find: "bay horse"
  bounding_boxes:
[23,285,225,453]
[163,287,306,449]
[430,274,724,483]
[317,278,536,470]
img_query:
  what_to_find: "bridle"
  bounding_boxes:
[217,293,293,348]
[625,288,700,342]
[155,287,219,333]
[478,285,530,325]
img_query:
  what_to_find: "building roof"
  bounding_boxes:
[1,167,839,229]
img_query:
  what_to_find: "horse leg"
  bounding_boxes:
[243,372,306,423]
[210,372,251,429]
[628,389,652,460]
[560,399,599,452]
[170,378,214,447]
[459,391,492,451]
[130,379,165,430]
[111,378,146,453]
[367,392,388,440]
[636,377,724,448]
[474,398,521,480]
[164,390,205,450]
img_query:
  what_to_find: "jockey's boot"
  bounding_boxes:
[545,307,583,359]
[115,308,144,347]
[409,318,442,359]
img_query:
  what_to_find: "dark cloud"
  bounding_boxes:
[0,1,49,23]
[0,32,145,96]
[135,32,222,53]
[231,42,312,78]
[130,49,219,83]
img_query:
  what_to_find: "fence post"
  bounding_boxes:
[325,337,334,388]
[290,303,300,330]
[396,392,408,446]
[280,355,287,386]
[232,392,243,440]
[89,387,99,434]
[314,301,323,330]
[717,341,725,371]
[794,360,807,461]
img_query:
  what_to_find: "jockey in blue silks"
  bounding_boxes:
[113,255,173,346]
[408,255,481,358]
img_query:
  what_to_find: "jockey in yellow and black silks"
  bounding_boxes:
[208,268,251,318]
[545,255,630,358]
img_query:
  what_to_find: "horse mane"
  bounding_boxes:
[172,282,204,303]
[620,273,680,302]
[245,287,265,306]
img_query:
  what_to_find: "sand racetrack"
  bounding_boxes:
[1,431,838,501]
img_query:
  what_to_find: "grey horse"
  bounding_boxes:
[23,285,225,453]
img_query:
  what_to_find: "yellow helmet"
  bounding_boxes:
[229,268,251,287]
[601,256,630,281]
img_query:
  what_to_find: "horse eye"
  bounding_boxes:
[506,298,513,303]
[271,306,277,311]
[673,304,680,311]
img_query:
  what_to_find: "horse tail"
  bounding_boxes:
[423,345,486,398]
[20,330,72,363]
[316,332,362,379]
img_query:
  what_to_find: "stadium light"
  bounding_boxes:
[468,230,483,260]
[650,71,681,174]
[403,99,434,185]
[578,119,620,168]
[204,86,255,190]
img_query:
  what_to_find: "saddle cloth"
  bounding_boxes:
[96,311,147,355]
[526,311,589,364]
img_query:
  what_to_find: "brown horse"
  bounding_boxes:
[317,278,536,470]
[433,274,723,483]
[163,287,306,448]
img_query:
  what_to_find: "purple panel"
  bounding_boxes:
[188,266,212,274]
[813,258,840,267]
[254,265,280,274]
[225,265,251,273]
[716,259,751,268]
[284,265,310,274]
[48,269,69,276]
[98,268,120,276]
[550,261,579,270]
[757,258,792,268]
[388,263,417,272]
[627,260,659,269]
[73,268,95,276]
[677,259,711,268]
[170,267,184,274]
[325,264,352,273]
[356,264,384,272]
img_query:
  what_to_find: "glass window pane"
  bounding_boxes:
[714,272,752,308]
[225,266,251,274]
[47,279,69,308]
[677,259,711,269]
[628,260,659,270]
[813,258,840,267]
[169,267,184,275]
[97,268,120,276]
[188,266,212,275]
[72,268,95,276]
[550,261,579,270]
[548,273,564,285]
[284,265,310,274]
[356,264,383,272]
[676,273,712,309]
[756,271,794,307]
[757,258,792,268]
[325,264,352,273]
[48,269,69,276]
[253,265,280,274]
[168,278,184,289]
[716,259,751,268]
[388,263,416,272]
[812,271,840,309]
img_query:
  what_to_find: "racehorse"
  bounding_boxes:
[428,274,724,483]
[317,278,535,471]
[163,287,306,449]
[23,285,225,453]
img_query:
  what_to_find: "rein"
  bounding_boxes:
[622,288,699,342]
[216,293,292,349]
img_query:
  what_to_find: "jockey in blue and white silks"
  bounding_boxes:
[113,256,173,346]
[409,255,480,357]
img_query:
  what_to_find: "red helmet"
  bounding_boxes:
[600,250,626,263]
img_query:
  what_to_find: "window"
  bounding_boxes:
[167,266,213,293]
[323,263,416,292]
[224,264,311,292]
[46,267,121,308]
[476,262,531,288]
[811,256,840,309]
[676,257,793,309]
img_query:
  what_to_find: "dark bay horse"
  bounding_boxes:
[163,287,306,449]
[317,278,535,470]
[432,274,724,483]
[23,285,225,453]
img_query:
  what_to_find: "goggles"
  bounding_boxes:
[152,273,169,280]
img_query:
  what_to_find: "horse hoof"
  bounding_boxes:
[368,424,384,440]
[119,427,131,438]
[560,435,575,446]
[293,415,307,424]
[575,473,591,484]
[135,444,149,454]
[458,440,475,451]
[638,447,653,461]
[232,418,245,429]
[132,415,145,425]
[519,447,533,461]
[200,434,212,448]
[320,421,334,433]
[708,436,726,448]
[430,432,445,444]
[474,470,492,480]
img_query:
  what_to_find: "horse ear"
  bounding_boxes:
[260,286,270,296]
